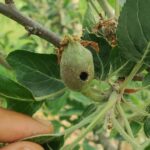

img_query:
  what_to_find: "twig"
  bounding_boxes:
[117,141,122,150]
[61,91,117,150]
[120,43,150,92]
[112,115,141,149]
[0,2,61,47]
[116,102,134,138]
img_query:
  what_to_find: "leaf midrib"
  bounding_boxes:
[9,58,63,84]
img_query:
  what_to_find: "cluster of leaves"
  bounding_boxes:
[82,0,150,149]
[1,0,150,149]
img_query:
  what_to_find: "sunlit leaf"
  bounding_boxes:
[7,50,65,101]
[83,2,98,31]
[0,75,34,101]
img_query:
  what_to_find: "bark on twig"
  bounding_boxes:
[0,2,61,47]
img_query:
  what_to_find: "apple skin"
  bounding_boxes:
[60,40,94,91]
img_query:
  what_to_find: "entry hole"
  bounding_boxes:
[80,72,88,81]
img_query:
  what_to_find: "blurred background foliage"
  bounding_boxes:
[0,0,87,54]
[0,0,121,54]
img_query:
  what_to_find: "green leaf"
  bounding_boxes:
[0,63,14,80]
[60,109,83,117]
[82,32,112,79]
[7,50,65,100]
[21,133,64,150]
[0,74,34,101]
[51,120,62,133]
[79,0,87,18]
[143,73,150,87]
[6,99,43,116]
[109,47,135,77]
[73,145,80,150]
[145,145,150,150]
[108,0,116,8]
[45,91,69,115]
[117,0,150,63]
[83,140,95,150]
[130,121,142,137]
[81,104,97,120]
[119,0,126,6]
[145,103,150,114]
[69,91,92,106]
[144,117,150,138]
[83,2,98,31]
